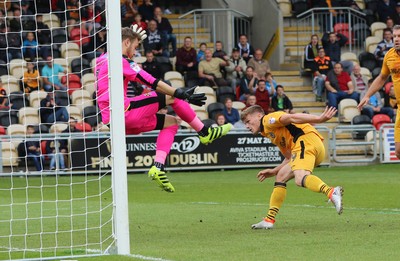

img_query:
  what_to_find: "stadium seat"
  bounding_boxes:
[362,9,377,26]
[69,26,90,47]
[201,118,217,128]
[83,106,101,127]
[169,78,185,88]
[29,90,48,108]
[334,23,352,44]
[66,105,82,121]
[370,22,386,38]
[195,86,215,95]
[97,124,110,132]
[1,141,19,167]
[61,73,82,95]
[7,124,26,136]
[364,0,378,12]
[216,86,236,103]
[0,110,18,127]
[52,28,68,45]
[277,0,292,18]
[18,107,40,125]
[53,58,70,72]
[1,82,20,94]
[55,90,70,107]
[164,71,183,81]
[61,42,81,59]
[9,92,29,110]
[133,57,146,64]
[291,0,308,15]
[372,114,391,130]
[33,124,49,134]
[340,52,358,64]
[371,67,381,79]
[207,102,225,121]
[71,89,93,110]
[9,59,26,79]
[355,0,365,9]
[360,67,372,80]
[365,36,381,54]
[358,52,377,72]
[71,58,91,76]
[384,82,393,95]
[365,130,379,153]
[232,101,246,111]
[82,73,96,97]
[42,13,60,28]
[338,99,360,123]
[50,123,68,133]
[351,114,372,139]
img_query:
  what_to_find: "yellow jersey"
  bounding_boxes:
[381,48,400,105]
[260,111,323,155]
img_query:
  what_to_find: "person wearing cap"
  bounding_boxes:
[226,47,247,95]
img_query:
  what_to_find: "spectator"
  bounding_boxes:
[226,47,247,94]
[142,50,162,79]
[385,84,397,116]
[35,15,51,59]
[120,0,138,27]
[264,72,277,97]
[198,49,229,87]
[312,47,333,101]
[321,32,348,64]
[222,97,240,124]
[360,79,394,119]
[0,79,9,109]
[304,34,320,71]
[23,62,40,94]
[215,113,227,126]
[386,17,395,29]
[175,36,197,76]
[325,62,359,110]
[247,49,270,77]
[213,41,229,61]
[255,79,270,113]
[238,66,258,101]
[351,63,369,94]
[88,26,107,57]
[8,9,22,32]
[39,92,69,124]
[271,85,294,113]
[66,0,80,27]
[0,24,22,60]
[41,56,67,92]
[154,6,176,57]
[197,42,207,63]
[23,125,44,171]
[132,13,147,30]
[139,0,155,23]
[237,34,254,63]
[244,94,257,110]
[377,0,397,22]
[143,19,168,57]
[22,32,38,61]
[63,117,81,133]
[45,132,67,171]
[395,2,400,24]
[374,28,394,67]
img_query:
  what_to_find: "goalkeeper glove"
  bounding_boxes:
[173,86,206,106]
[130,24,147,41]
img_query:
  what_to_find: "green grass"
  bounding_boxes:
[1,164,400,260]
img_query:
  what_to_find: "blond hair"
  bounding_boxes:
[121,27,141,41]
[240,105,265,121]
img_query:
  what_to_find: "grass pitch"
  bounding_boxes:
[1,164,400,261]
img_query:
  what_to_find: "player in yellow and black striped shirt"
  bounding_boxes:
[241,105,343,229]
[359,24,400,159]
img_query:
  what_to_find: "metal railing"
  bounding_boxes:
[296,7,368,65]
[178,9,251,53]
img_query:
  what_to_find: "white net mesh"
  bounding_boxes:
[0,0,117,259]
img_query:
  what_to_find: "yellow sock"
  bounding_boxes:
[265,182,287,223]
[302,175,333,198]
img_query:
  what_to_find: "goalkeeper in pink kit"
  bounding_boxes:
[96,26,232,192]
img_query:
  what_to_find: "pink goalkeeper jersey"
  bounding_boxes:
[96,53,158,124]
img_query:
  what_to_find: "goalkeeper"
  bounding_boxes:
[96,26,232,193]
[241,105,343,229]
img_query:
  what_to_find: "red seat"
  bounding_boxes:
[62,74,82,95]
[0,125,5,135]
[334,23,353,45]
[75,122,92,132]
[384,81,393,95]
[372,114,391,130]
[69,27,90,46]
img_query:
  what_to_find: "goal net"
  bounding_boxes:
[0,0,129,259]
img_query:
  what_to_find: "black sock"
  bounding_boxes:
[154,162,164,171]
[197,126,209,137]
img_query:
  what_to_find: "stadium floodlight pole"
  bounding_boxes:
[106,0,131,255]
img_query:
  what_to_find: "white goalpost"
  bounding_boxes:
[0,0,130,259]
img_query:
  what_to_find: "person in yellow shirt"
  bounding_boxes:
[358,25,400,159]
[241,105,343,229]
[23,62,40,93]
